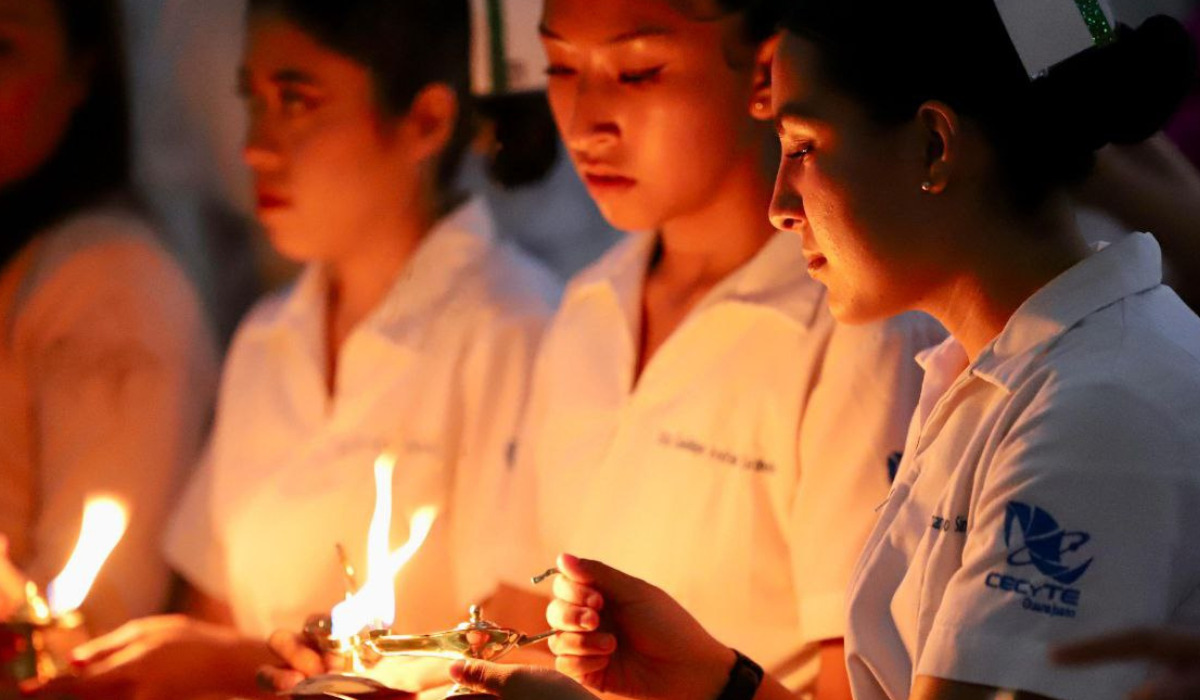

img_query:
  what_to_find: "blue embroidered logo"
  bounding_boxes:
[1004,501,1094,585]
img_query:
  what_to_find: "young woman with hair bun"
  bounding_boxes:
[443,3,1200,700]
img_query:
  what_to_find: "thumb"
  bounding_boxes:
[450,659,513,694]
[558,553,653,605]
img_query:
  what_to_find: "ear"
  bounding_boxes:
[402,83,460,165]
[916,101,959,194]
[749,33,781,121]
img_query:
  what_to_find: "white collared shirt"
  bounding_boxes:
[165,199,559,637]
[505,231,944,692]
[846,233,1200,700]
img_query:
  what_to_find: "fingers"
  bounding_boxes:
[267,629,327,677]
[547,598,601,632]
[548,631,616,657]
[552,575,604,611]
[70,621,148,665]
[557,554,647,605]
[555,652,610,680]
[450,660,599,700]
[1053,629,1200,667]
[256,663,307,693]
[449,660,515,694]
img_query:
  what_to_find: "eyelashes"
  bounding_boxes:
[544,64,667,86]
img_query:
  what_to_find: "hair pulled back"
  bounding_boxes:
[247,0,475,193]
[781,0,1196,210]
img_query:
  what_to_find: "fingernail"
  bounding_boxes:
[449,659,467,680]
[587,593,604,610]
[560,553,581,570]
[580,609,599,631]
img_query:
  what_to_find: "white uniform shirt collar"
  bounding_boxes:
[920,233,1163,393]
[570,229,824,329]
[263,197,497,343]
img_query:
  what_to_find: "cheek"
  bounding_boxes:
[0,72,76,187]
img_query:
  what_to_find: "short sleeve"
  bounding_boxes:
[917,382,1200,700]
[794,312,942,644]
[17,229,217,632]
[163,442,230,602]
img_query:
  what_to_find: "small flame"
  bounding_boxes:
[331,453,438,640]
[46,496,129,617]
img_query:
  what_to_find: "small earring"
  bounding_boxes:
[753,98,768,113]
[921,181,934,193]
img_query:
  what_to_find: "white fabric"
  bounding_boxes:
[165,199,559,638]
[994,0,1113,78]
[0,205,217,633]
[846,233,1200,700]
[470,0,548,94]
[504,231,945,692]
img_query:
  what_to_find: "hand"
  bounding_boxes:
[546,553,735,700]
[1053,629,1200,700]
[41,615,255,700]
[0,536,30,620]
[449,659,599,700]
[257,627,335,692]
[257,625,456,695]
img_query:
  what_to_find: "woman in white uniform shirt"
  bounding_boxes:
[52,1,557,698]
[446,2,1200,700]
[476,0,945,697]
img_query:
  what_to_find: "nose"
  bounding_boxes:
[560,70,620,156]
[769,169,806,232]
[242,110,284,172]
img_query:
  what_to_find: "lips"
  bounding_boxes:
[256,190,291,210]
[802,249,827,274]
[583,171,637,189]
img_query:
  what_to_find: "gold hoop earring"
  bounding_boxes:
[921,181,934,193]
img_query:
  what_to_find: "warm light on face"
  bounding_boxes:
[45,497,129,617]
[330,453,438,641]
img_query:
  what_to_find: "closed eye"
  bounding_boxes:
[618,66,665,85]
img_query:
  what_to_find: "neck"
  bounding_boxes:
[325,195,444,347]
[654,145,777,285]
[918,197,1091,361]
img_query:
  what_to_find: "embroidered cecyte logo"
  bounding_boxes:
[1004,501,1094,585]
[984,501,1095,619]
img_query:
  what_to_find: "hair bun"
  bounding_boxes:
[1038,15,1196,154]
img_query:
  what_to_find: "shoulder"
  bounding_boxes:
[12,205,210,350]
[560,234,645,300]
[466,239,561,327]
[23,205,186,298]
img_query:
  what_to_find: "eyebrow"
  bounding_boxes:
[538,23,675,45]
[238,66,321,87]
[773,103,825,134]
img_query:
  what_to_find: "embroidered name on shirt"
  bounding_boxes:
[931,514,968,533]
[656,432,776,474]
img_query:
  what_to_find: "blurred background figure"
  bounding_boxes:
[119,0,617,343]
[41,2,560,698]
[0,0,217,634]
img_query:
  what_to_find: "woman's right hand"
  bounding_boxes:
[545,553,735,700]
[257,627,337,692]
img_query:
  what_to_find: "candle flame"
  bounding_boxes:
[331,453,438,640]
[46,496,129,617]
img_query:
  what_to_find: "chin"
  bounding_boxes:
[262,224,324,264]
[825,293,890,327]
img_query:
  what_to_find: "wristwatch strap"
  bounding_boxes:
[715,649,764,700]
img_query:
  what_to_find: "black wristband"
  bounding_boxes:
[715,649,764,700]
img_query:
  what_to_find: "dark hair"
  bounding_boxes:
[781,1,1197,211]
[0,0,132,266]
[714,0,787,45]
[247,0,475,194]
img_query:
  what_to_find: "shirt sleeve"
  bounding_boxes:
[793,312,941,644]
[451,311,549,608]
[917,380,1200,700]
[163,441,230,603]
[18,236,216,633]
